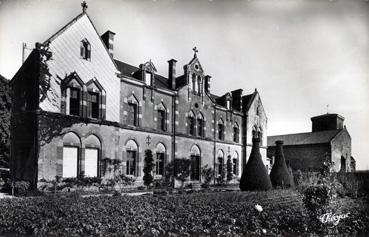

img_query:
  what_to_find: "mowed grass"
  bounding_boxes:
[0,189,367,236]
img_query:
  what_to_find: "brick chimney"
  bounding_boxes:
[168,59,177,90]
[101,30,115,58]
[204,75,211,93]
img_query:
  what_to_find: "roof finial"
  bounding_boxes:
[326,104,329,114]
[81,1,88,13]
[193,46,198,57]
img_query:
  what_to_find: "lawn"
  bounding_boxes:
[0,189,367,236]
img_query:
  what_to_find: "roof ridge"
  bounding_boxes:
[268,129,342,137]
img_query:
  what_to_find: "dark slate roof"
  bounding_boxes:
[267,129,342,147]
[114,59,169,90]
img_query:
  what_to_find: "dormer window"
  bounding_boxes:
[69,88,81,116]
[145,72,152,86]
[87,92,99,119]
[80,39,91,60]
[226,100,231,110]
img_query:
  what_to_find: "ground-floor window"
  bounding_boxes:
[126,150,136,175]
[62,147,78,178]
[85,148,98,177]
[190,155,200,181]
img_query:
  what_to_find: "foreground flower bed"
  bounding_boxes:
[0,190,367,236]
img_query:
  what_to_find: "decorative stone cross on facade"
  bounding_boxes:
[81,1,88,13]
[146,135,151,146]
[193,47,198,57]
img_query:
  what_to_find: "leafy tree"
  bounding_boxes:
[201,165,214,188]
[240,137,272,191]
[143,149,154,187]
[226,156,233,183]
[174,158,191,189]
[269,141,294,188]
[0,75,11,168]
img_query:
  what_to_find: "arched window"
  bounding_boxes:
[84,135,101,177]
[86,79,106,120]
[187,111,196,136]
[217,150,224,176]
[127,95,139,126]
[125,140,138,176]
[190,145,201,181]
[80,39,91,60]
[197,75,201,94]
[197,113,205,137]
[233,123,239,143]
[155,143,166,176]
[62,132,81,178]
[157,103,167,131]
[192,73,197,93]
[232,152,239,176]
[218,119,224,140]
[61,73,84,116]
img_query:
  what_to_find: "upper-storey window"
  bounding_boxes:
[197,113,205,137]
[145,72,152,86]
[128,103,138,126]
[218,119,224,140]
[87,92,99,119]
[233,124,239,143]
[226,100,231,110]
[69,88,81,116]
[188,111,195,136]
[157,109,166,131]
[80,39,91,60]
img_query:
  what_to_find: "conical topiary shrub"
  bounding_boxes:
[269,140,294,188]
[240,137,272,191]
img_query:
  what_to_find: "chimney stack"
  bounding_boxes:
[205,75,211,93]
[101,30,115,58]
[168,59,177,90]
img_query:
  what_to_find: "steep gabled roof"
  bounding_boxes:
[43,12,118,71]
[267,129,342,147]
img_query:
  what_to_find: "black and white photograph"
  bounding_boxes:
[0,0,368,236]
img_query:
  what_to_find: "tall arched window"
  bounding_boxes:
[61,73,84,117]
[157,103,167,131]
[155,143,166,176]
[197,75,201,94]
[125,140,138,176]
[187,111,196,136]
[232,152,239,176]
[340,156,346,172]
[192,73,197,93]
[62,132,81,178]
[190,145,201,181]
[127,95,139,126]
[80,39,91,60]
[84,135,101,177]
[218,119,224,140]
[217,150,224,176]
[86,79,106,120]
[233,123,239,143]
[197,113,205,137]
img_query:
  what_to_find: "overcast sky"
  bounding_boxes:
[0,0,368,170]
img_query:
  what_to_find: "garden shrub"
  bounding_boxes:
[240,137,272,191]
[201,165,214,188]
[269,140,294,188]
[143,149,154,187]
[174,158,191,188]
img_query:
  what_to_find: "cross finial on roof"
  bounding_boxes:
[81,1,88,13]
[193,46,198,57]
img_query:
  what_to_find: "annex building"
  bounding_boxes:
[10,5,269,187]
[267,113,354,172]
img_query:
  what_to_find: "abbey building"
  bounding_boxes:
[10,8,268,187]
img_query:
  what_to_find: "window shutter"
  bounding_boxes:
[122,150,127,175]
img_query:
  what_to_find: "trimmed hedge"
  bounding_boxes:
[269,140,294,188]
[240,137,272,191]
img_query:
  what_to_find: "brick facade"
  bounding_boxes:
[10,11,269,187]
